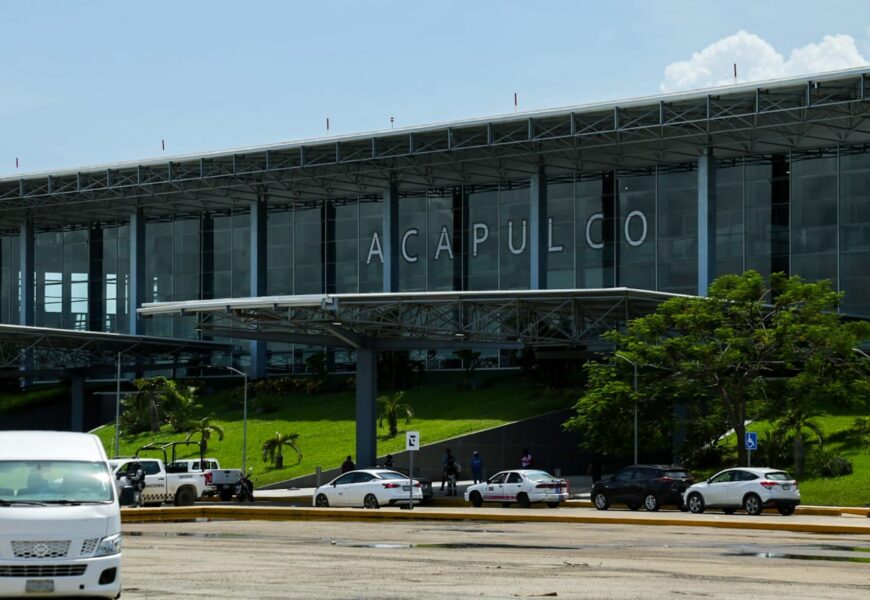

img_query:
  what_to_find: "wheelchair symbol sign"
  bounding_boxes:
[745,432,758,451]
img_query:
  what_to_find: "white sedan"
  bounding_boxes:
[313,469,423,509]
[682,467,801,516]
[464,470,568,508]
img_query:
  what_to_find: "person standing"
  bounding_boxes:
[126,461,146,508]
[440,448,454,491]
[470,451,484,484]
[383,454,394,469]
[521,448,532,469]
[341,455,355,473]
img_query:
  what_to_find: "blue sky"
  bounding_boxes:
[2,0,868,176]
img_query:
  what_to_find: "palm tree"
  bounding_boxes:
[378,391,414,438]
[184,416,225,453]
[773,405,824,479]
[261,432,302,469]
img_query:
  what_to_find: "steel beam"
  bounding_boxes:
[249,197,267,378]
[529,166,546,289]
[355,348,378,469]
[128,209,146,335]
[70,373,86,432]
[19,220,34,327]
[697,149,717,296]
[382,181,399,292]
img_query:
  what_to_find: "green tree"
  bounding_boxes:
[565,271,870,465]
[261,432,302,469]
[184,416,225,453]
[378,391,414,438]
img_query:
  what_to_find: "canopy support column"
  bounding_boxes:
[250,197,267,379]
[698,149,717,296]
[355,347,378,468]
[70,373,85,432]
[383,181,399,293]
[128,209,146,335]
[530,165,547,289]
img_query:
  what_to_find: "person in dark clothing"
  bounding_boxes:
[383,454,394,469]
[440,449,454,491]
[587,454,603,484]
[341,456,355,473]
[521,448,532,469]
[470,451,484,484]
[126,461,146,508]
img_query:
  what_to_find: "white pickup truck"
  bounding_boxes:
[108,458,206,506]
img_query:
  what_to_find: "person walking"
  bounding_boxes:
[521,448,532,469]
[341,455,355,473]
[440,448,454,491]
[470,451,484,484]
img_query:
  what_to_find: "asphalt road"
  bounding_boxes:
[119,517,870,599]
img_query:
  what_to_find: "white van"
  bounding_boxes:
[0,431,129,598]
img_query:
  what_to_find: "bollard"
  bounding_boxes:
[315,466,322,488]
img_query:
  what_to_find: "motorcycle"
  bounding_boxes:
[236,470,254,503]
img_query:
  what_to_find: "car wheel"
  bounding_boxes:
[643,493,659,512]
[174,487,196,507]
[363,494,380,509]
[547,501,560,509]
[722,508,736,515]
[517,493,531,509]
[593,492,609,511]
[743,493,762,516]
[469,491,483,508]
[315,494,329,508]
[687,493,705,514]
[778,504,795,516]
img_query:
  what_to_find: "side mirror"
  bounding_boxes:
[119,486,136,507]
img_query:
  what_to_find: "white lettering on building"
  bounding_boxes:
[434,226,453,260]
[548,217,564,253]
[472,223,489,257]
[624,210,648,247]
[508,219,527,255]
[366,231,384,264]
[401,228,419,263]
[585,213,604,250]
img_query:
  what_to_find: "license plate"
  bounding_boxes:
[402,485,410,491]
[782,485,791,491]
[26,580,54,593]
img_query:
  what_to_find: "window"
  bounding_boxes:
[733,470,758,482]
[765,471,791,481]
[614,468,635,482]
[709,471,733,484]
[488,473,508,484]
[333,474,355,486]
[506,473,522,484]
[142,462,161,476]
[352,472,376,484]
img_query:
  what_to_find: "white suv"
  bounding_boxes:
[682,467,800,516]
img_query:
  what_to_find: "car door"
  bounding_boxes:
[726,470,759,506]
[483,472,508,501]
[703,470,735,506]
[609,468,636,502]
[626,467,654,504]
[349,472,377,505]
[505,472,524,501]
[329,473,356,506]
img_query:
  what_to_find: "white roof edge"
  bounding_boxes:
[138,288,689,316]
[5,66,869,184]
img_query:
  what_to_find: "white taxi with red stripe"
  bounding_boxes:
[465,470,568,508]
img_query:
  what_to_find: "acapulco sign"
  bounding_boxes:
[364,212,649,265]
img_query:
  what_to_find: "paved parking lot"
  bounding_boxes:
[120,516,870,599]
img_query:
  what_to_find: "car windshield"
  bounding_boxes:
[765,471,792,481]
[523,470,557,481]
[379,472,407,480]
[0,460,114,503]
[664,470,690,479]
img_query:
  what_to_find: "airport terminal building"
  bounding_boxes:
[2,67,870,384]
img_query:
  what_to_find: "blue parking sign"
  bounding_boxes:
[745,431,758,450]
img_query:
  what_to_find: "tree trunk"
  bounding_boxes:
[148,399,160,432]
[793,431,805,478]
[735,422,747,466]
[389,414,397,438]
[276,453,284,469]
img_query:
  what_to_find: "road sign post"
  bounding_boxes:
[745,432,758,467]
[406,431,419,510]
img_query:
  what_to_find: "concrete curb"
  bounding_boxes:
[121,505,870,535]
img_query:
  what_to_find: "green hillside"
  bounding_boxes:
[93,376,572,488]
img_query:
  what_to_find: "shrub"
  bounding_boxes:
[810,447,853,478]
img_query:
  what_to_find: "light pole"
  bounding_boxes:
[114,352,122,458]
[614,353,639,465]
[224,366,248,473]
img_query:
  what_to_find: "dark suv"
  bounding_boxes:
[591,465,693,511]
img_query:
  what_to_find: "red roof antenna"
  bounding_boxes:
[733,63,738,84]
[161,139,165,151]
[15,157,19,169]
[514,92,518,112]
[326,117,330,133]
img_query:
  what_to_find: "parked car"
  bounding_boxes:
[464,470,568,508]
[313,469,422,509]
[682,467,800,516]
[166,458,220,497]
[591,465,693,511]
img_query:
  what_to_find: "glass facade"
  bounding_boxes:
[3,144,870,371]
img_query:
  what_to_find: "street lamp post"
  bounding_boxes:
[224,366,248,473]
[615,353,639,465]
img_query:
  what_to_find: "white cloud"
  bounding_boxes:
[661,31,868,92]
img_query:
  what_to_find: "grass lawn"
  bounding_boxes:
[718,412,870,507]
[93,375,572,488]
